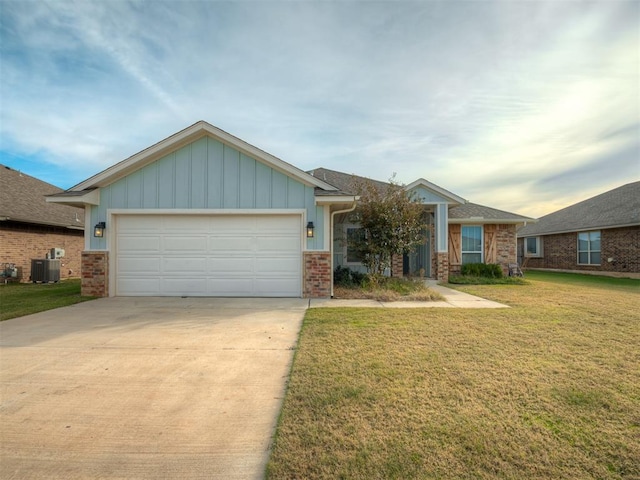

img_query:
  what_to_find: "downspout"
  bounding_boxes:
[330,199,358,298]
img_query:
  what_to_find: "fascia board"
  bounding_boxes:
[70,121,337,192]
[405,178,466,204]
[45,189,100,206]
[516,221,640,238]
[449,218,536,225]
[315,195,359,205]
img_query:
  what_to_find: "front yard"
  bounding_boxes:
[267,272,640,479]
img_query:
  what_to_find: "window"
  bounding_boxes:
[577,231,601,265]
[461,225,483,264]
[524,237,542,257]
[345,227,366,263]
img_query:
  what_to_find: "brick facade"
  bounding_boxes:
[435,252,449,282]
[0,222,84,282]
[303,251,331,298]
[391,254,403,278]
[81,251,109,297]
[519,226,639,276]
[493,224,518,275]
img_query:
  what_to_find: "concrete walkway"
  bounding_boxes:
[310,282,508,309]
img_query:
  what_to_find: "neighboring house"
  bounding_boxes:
[48,121,533,298]
[517,181,640,278]
[0,164,85,282]
[310,168,534,285]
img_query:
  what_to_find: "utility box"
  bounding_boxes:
[31,259,61,283]
[50,248,65,259]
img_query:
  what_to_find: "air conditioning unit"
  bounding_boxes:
[31,259,61,283]
[50,248,65,259]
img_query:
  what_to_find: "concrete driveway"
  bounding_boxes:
[0,297,307,480]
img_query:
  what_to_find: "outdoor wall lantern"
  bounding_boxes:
[94,222,106,238]
[306,221,315,238]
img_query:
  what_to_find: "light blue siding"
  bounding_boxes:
[409,185,451,204]
[90,135,322,250]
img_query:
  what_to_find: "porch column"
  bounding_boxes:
[434,204,449,282]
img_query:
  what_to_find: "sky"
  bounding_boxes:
[1,0,638,218]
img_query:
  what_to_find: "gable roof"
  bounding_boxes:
[0,165,85,229]
[310,167,533,224]
[56,121,337,198]
[518,181,640,237]
[449,202,535,224]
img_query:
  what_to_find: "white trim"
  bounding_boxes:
[107,208,306,216]
[70,121,337,192]
[315,195,359,205]
[46,189,100,206]
[323,205,331,251]
[405,178,466,204]
[451,218,531,225]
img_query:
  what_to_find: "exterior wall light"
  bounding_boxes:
[94,222,106,238]
[306,221,315,238]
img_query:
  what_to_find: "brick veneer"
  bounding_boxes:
[435,252,449,282]
[520,226,639,274]
[0,223,84,282]
[391,254,403,278]
[493,224,517,275]
[303,251,331,298]
[81,251,109,297]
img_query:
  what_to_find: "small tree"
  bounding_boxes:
[349,176,425,277]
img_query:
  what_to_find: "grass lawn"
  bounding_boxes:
[0,279,95,321]
[267,272,640,479]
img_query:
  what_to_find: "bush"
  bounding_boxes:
[461,263,503,278]
[333,266,366,287]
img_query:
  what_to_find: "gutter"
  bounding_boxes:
[330,199,358,298]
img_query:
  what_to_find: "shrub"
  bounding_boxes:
[461,263,503,278]
[333,266,366,287]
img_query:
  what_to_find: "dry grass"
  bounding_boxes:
[267,273,640,479]
[333,278,444,302]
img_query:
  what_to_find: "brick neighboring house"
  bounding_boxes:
[517,181,640,278]
[0,164,85,282]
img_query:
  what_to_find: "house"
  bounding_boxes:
[311,168,534,287]
[47,121,533,298]
[0,165,85,282]
[517,181,640,278]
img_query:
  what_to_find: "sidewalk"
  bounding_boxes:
[309,282,508,309]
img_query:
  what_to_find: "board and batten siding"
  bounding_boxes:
[90,136,324,250]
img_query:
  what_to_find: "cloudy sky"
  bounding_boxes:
[1,0,638,217]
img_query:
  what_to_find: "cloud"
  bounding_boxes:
[0,0,638,215]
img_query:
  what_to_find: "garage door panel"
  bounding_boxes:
[119,235,161,252]
[256,236,300,251]
[163,257,209,273]
[207,278,255,296]
[161,278,210,295]
[209,257,254,273]
[163,236,208,252]
[118,278,162,294]
[118,256,161,273]
[208,237,254,251]
[256,256,299,273]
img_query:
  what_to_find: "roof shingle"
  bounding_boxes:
[0,165,85,229]
[518,181,640,237]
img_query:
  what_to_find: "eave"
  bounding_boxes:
[69,121,338,193]
[46,189,100,206]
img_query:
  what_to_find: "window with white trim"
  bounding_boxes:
[461,225,483,264]
[524,236,542,257]
[345,226,366,264]
[577,231,601,265]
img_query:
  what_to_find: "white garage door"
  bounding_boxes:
[115,214,302,297]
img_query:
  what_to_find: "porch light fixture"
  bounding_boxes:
[306,221,315,238]
[93,222,106,238]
